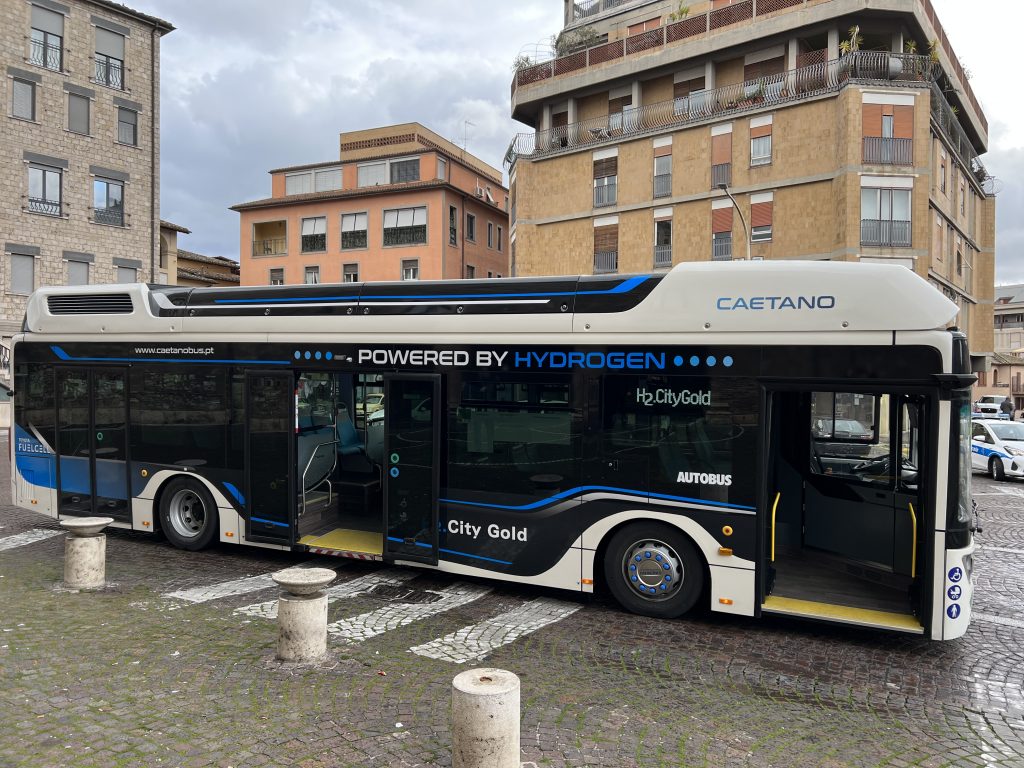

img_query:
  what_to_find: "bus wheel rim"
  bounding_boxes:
[622,539,683,600]
[168,489,205,539]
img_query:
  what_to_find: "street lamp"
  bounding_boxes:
[717,182,750,261]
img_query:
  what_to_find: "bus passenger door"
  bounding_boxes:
[55,367,130,520]
[383,375,440,564]
[244,372,294,545]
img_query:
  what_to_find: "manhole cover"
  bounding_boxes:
[368,584,442,604]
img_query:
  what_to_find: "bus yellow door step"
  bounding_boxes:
[300,528,383,560]
[762,595,924,634]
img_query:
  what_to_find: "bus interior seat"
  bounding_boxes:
[336,416,363,457]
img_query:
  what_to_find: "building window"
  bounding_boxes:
[301,217,326,252]
[117,107,137,145]
[12,78,36,121]
[28,164,61,216]
[711,129,732,188]
[68,93,90,135]
[314,168,341,192]
[437,157,447,180]
[383,207,427,246]
[750,193,773,242]
[750,135,772,166]
[751,225,772,242]
[357,162,386,187]
[449,205,457,245]
[341,212,368,250]
[712,203,733,260]
[960,180,966,215]
[10,254,34,295]
[862,104,912,165]
[30,5,64,71]
[93,178,124,226]
[487,222,494,248]
[654,219,672,268]
[860,187,911,247]
[466,213,476,242]
[286,173,312,196]
[712,231,732,260]
[94,28,125,89]
[940,153,947,194]
[956,247,962,277]
[269,268,284,285]
[593,156,617,207]
[401,259,419,281]
[498,226,503,252]
[466,265,475,279]
[67,259,89,286]
[654,155,671,198]
[343,263,359,283]
[390,158,419,183]
[116,266,137,283]
[594,223,618,274]
[304,266,320,285]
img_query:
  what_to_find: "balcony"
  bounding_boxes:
[712,234,732,261]
[29,38,61,71]
[654,173,671,198]
[27,197,60,216]
[507,52,936,165]
[95,56,123,89]
[653,244,672,269]
[863,136,913,165]
[594,179,617,207]
[94,206,123,226]
[253,237,286,257]
[594,250,618,273]
[860,219,911,247]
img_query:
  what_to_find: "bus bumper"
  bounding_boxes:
[939,540,975,640]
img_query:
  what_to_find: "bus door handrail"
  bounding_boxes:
[771,491,780,562]
[908,502,917,578]
[301,439,339,514]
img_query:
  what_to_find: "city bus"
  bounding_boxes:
[10,261,976,639]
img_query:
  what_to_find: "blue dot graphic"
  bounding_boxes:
[326,351,333,360]
[304,351,311,360]
[690,355,700,367]
[673,355,684,367]
[314,351,322,360]
[706,356,717,367]
[389,467,400,478]
[293,351,300,359]
[723,355,734,367]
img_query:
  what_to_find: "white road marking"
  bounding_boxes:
[0,528,62,552]
[977,545,1024,556]
[234,568,416,620]
[164,563,325,604]
[409,597,582,663]
[328,582,492,644]
[974,613,1024,630]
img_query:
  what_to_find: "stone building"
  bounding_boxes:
[232,123,509,286]
[176,250,240,288]
[506,0,995,371]
[0,0,173,370]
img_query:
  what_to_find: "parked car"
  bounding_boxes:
[971,417,1024,480]
[974,395,1006,418]
[358,393,385,415]
[811,417,872,440]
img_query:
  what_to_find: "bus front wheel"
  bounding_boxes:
[159,477,219,551]
[604,523,704,619]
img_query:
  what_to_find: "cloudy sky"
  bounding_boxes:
[131,0,1022,282]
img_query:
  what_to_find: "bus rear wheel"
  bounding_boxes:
[159,477,219,551]
[604,523,704,619]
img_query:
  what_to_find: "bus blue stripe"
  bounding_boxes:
[384,537,514,566]
[440,485,755,512]
[251,516,289,528]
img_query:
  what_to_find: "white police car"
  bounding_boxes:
[971,417,1024,480]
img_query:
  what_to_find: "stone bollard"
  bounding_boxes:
[60,517,115,589]
[271,567,336,662]
[452,668,521,768]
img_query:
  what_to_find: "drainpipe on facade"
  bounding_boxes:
[150,26,157,283]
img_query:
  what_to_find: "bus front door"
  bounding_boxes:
[383,375,440,565]
[244,372,294,545]
[55,367,130,520]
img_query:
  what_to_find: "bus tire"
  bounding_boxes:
[604,523,704,619]
[159,477,219,551]
[989,456,1006,482]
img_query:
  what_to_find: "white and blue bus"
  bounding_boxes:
[10,262,976,638]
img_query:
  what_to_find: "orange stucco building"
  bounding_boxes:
[231,123,510,285]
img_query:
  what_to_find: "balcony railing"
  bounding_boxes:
[712,234,732,261]
[507,52,936,165]
[29,39,61,70]
[301,234,326,252]
[94,206,123,226]
[594,250,618,273]
[654,173,671,198]
[594,180,617,207]
[27,197,60,216]
[254,237,287,256]
[653,244,672,269]
[863,137,913,166]
[860,219,912,247]
[95,57,123,89]
[711,163,731,188]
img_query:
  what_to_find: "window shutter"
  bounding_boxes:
[314,168,341,191]
[750,123,772,139]
[862,104,883,138]
[95,27,125,58]
[711,133,731,165]
[12,254,34,294]
[32,5,64,35]
[68,94,89,134]
[594,224,618,252]
[593,157,618,178]
[673,76,705,99]
[743,56,784,82]
[751,201,773,227]
[286,174,311,195]
[712,207,733,233]
[893,105,914,139]
[13,81,33,119]
[608,96,631,114]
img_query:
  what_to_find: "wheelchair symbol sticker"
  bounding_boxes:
[948,566,963,583]
[947,585,962,601]
[947,603,961,619]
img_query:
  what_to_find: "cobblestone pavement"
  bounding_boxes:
[2,450,1024,767]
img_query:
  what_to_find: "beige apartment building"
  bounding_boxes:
[232,124,509,286]
[506,0,995,369]
[0,0,173,369]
